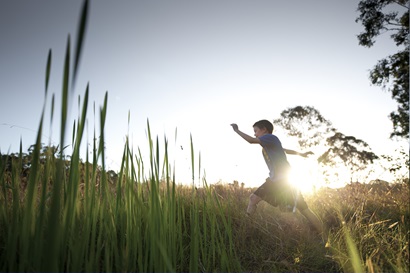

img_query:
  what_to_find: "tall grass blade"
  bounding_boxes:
[343,224,364,273]
[189,201,199,272]
[190,133,194,186]
[60,36,70,147]
[198,151,201,185]
[98,91,108,195]
[43,34,71,272]
[155,135,160,182]
[72,120,76,145]
[72,0,89,89]
[45,49,52,97]
[4,140,22,271]
[50,93,55,133]
[20,111,44,271]
[147,119,153,180]
[63,85,89,263]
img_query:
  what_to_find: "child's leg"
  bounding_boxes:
[300,207,328,243]
[247,178,274,215]
[247,193,262,215]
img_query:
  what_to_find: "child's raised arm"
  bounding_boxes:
[230,123,260,144]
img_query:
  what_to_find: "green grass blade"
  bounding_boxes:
[98,91,108,196]
[343,225,365,273]
[43,33,71,272]
[50,93,55,131]
[190,134,194,186]
[45,49,52,97]
[20,113,44,271]
[72,0,89,89]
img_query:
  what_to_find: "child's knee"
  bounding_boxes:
[249,193,261,205]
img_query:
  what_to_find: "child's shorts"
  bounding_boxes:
[253,178,308,211]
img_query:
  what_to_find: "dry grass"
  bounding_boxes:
[1,154,409,272]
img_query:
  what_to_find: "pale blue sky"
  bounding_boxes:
[0,1,407,187]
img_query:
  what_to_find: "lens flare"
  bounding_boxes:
[288,157,318,194]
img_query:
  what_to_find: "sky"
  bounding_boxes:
[0,0,408,190]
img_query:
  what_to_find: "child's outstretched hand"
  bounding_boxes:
[230,123,239,131]
[301,151,314,157]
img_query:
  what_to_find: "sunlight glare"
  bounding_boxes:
[288,157,319,194]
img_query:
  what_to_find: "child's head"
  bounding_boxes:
[253,120,274,134]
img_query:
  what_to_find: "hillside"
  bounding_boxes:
[1,154,408,272]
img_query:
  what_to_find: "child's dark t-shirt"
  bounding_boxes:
[259,134,290,180]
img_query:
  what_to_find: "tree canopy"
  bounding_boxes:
[274,106,379,183]
[272,106,334,149]
[356,0,409,139]
[318,132,379,182]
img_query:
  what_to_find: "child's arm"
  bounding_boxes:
[284,148,313,157]
[230,124,260,144]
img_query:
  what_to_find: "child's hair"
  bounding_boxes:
[253,120,274,133]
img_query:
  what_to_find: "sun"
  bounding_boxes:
[287,157,319,194]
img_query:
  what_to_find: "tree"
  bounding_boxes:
[356,0,409,139]
[379,146,410,180]
[274,106,379,184]
[273,106,334,149]
[318,132,379,182]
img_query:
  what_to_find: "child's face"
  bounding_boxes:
[253,126,267,138]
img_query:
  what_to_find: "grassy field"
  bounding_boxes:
[0,136,408,272]
[1,1,408,271]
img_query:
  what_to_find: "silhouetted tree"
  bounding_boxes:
[380,147,410,179]
[274,106,379,183]
[273,106,334,149]
[356,0,409,138]
[318,132,379,182]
